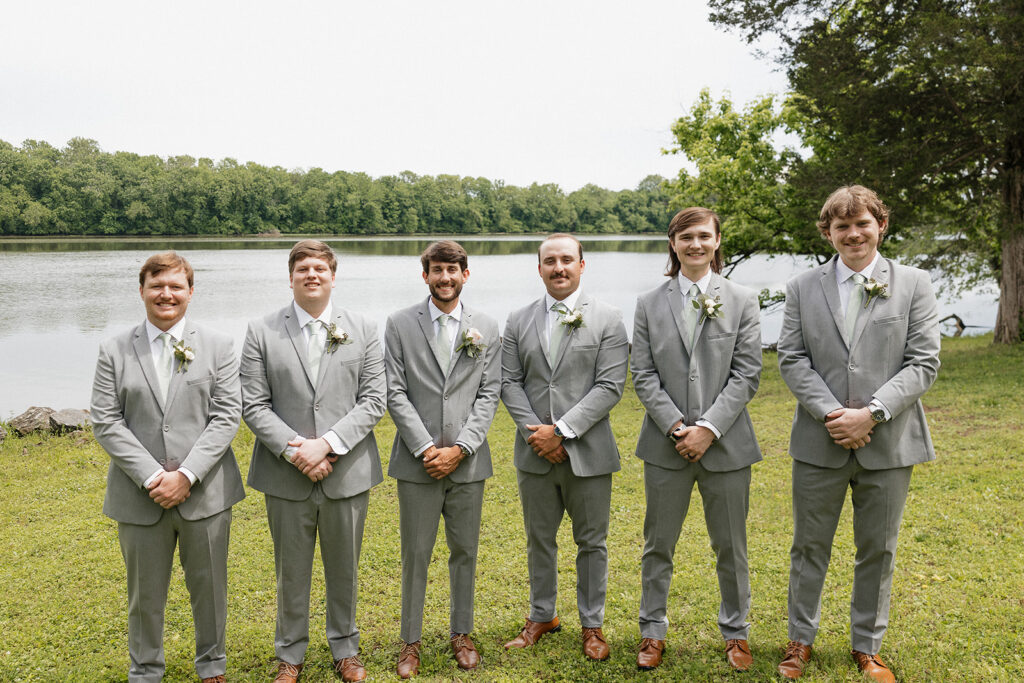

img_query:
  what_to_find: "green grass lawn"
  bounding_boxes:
[1,334,1022,681]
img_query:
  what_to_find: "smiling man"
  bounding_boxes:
[500,233,629,662]
[630,207,762,672]
[776,186,940,682]
[91,252,244,683]
[384,240,500,678]
[241,240,386,683]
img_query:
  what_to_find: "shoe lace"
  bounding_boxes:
[582,627,606,643]
[785,641,806,658]
[452,634,469,650]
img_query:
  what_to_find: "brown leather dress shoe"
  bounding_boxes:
[334,655,367,682]
[201,676,225,683]
[725,639,753,671]
[852,650,895,683]
[272,660,303,683]
[451,633,480,670]
[396,641,420,679]
[778,641,812,680]
[504,617,561,649]
[582,627,610,661]
[637,638,665,670]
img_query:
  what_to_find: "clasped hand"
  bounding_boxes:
[671,422,714,462]
[147,470,191,509]
[288,436,338,482]
[526,424,568,464]
[421,445,464,479]
[824,407,874,448]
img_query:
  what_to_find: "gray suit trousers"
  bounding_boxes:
[639,461,751,641]
[118,507,231,683]
[516,462,612,627]
[397,478,485,642]
[265,487,369,663]
[788,456,913,654]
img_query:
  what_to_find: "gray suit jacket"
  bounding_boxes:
[241,303,386,500]
[501,291,629,477]
[385,299,501,484]
[778,255,940,470]
[632,274,763,472]
[92,321,244,525]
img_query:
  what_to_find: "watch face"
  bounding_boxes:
[871,409,885,422]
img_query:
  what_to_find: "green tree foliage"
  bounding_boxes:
[0,139,673,239]
[706,0,1024,343]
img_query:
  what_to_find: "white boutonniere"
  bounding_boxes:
[326,322,353,352]
[861,278,890,308]
[692,292,724,324]
[455,328,486,358]
[559,308,585,330]
[172,340,195,372]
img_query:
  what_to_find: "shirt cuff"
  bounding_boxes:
[178,467,198,485]
[283,435,302,462]
[455,441,473,456]
[143,469,163,489]
[554,419,577,439]
[415,441,434,458]
[695,419,722,440]
[869,399,892,421]
[322,430,348,455]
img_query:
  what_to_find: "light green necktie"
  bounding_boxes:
[845,273,866,343]
[155,332,173,401]
[549,302,568,364]
[307,320,325,384]
[684,284,700,347]
[435,313,452,375]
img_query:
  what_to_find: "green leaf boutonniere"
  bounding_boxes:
[861,278,890,308]
[692,292,724,324]
[559,308,585,330]
[326,322,353,353]
[172,339,195,373]
[455,327,486,358]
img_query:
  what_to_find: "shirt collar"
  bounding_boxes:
[677,270,713,295]
[146,318,187,344]
[835,252,880,284]
[428,298,463,323]
[293,300,333,329]
[545,288,582,312]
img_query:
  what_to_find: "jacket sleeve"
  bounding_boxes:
[327,317,387,449]
[559,307,628,436]
[701,288,762,435]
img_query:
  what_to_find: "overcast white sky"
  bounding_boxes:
[1,0,786,191]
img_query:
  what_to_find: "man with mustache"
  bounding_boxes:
[500,233,629,662]
[384,240,501,678]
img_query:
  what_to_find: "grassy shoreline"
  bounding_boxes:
[2,335,1021,681]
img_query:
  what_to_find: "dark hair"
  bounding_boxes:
[817,185,890,236]
[665,207,722,277]
[420,240,468,272]
[139,251,194,287]
[537,233,583,262]
[288,240,337,274]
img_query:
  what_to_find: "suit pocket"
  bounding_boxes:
[875,314,906,325]
[706,332,736,341]
[186,374,214,386]
[572,343,599,351]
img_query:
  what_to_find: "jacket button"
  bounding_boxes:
[443,394,449,400]
[314,403,320,410]
[162,425,169,432]
[849,364,855,370]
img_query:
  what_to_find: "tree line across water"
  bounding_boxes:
[0,138,673,238]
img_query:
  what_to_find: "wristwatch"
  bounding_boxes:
[869,405,886,423]
[458,444,471,458]
[553,424,566,439]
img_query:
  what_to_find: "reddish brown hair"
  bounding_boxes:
[288,239,337,274]
[139,251,194,287]
[665,207,722,277]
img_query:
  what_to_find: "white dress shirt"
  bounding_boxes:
[834,253,890,420]
[142,318,197,487]
[676,271,723,439]
[288,301,348,457]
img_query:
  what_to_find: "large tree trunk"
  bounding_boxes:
[994,134,1024,344]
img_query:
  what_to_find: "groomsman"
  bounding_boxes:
[776,186,940,682]
[631,207,763,671]
[91,252,244,683]
[384,240,501,678]
[241,240,386,683]
[501,233,629,661]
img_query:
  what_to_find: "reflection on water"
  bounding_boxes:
[0,237,998,417]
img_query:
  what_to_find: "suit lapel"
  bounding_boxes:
[449,308,471,376]
[850,258,891,351]
[314,310,345,391]
[692,273,721,349]
[284,307,317,389]
[164,324,197,409]
[665,279,693,357]
[132,323,166,412]
[532,297,552,369]
[552,294,589,373]
[415,299,446,378]
[819,258,848,348]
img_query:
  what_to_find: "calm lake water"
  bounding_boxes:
[0,236,998,418]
